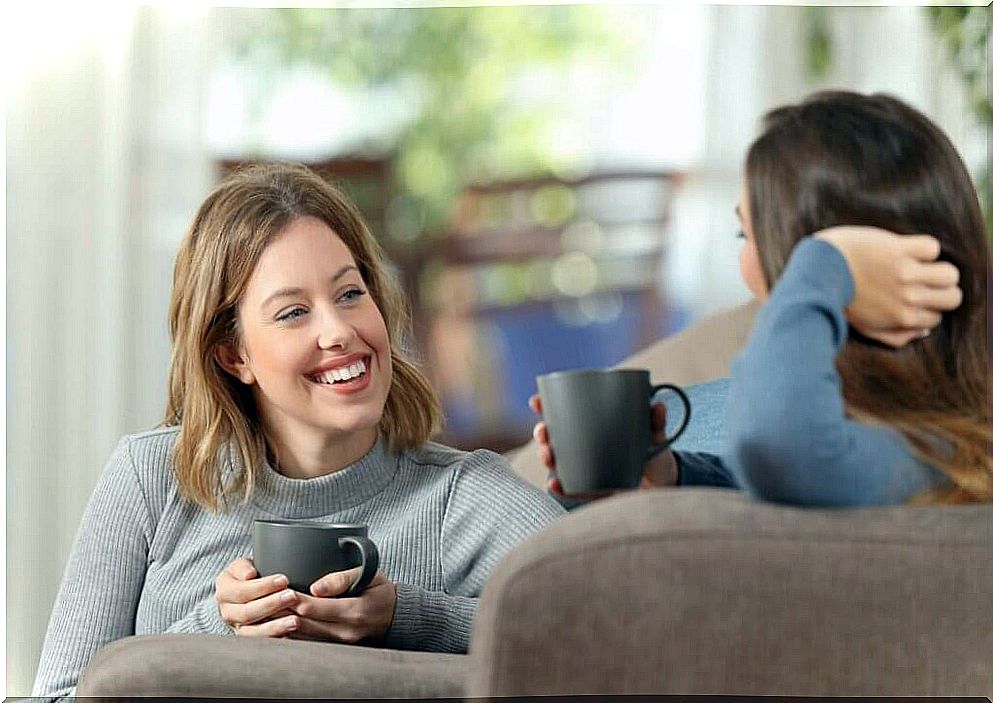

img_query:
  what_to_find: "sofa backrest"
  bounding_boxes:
[470,488,993,696]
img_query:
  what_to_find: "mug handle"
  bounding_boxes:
[647,383,691,459]
[337,536,380,597]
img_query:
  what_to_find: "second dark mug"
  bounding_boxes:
[536,368,691,493]
[253,520,379,596]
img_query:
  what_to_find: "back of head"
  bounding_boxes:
[745,91,992,502]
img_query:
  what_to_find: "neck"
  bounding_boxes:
[265,425,379,480]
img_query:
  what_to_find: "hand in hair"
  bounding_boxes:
[814,226,963,348]
[528,393,679,502]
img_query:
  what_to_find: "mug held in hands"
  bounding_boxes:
[536,368,691,493]
[253,520,380,596]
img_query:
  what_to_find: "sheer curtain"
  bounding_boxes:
[666,5,978,319]
[6,7,213,694]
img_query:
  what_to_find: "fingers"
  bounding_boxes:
[227,558,258,581]
[900,234,942,262]
[898,307,942,331]
[232,614,301,638]
[905,280,963,312]
[910,260,960,288]
[545,475,617,502]
[289,577,396,645]
[220,585,300,630]
[216,558,301,632]
[218,567,289,606]
[528,394,543,415]
[533,421,555,470]
[310,565,364,597]
[650,403,668,444]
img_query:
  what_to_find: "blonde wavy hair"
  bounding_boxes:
[165,163,441,510]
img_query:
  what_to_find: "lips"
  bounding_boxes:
[305,354,373,393]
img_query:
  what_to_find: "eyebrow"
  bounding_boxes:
[734,205,742,221]
[259,264,360,309]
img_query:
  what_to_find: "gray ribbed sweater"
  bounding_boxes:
[33,427,565,700]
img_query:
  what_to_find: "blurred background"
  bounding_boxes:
[6,3,990,694]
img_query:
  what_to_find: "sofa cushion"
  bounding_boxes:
[77,634,469,698]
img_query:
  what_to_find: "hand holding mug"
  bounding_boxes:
[529,394,679,501]
[215,557,301,637]
[532,369,690,499]
[285,566,397,644]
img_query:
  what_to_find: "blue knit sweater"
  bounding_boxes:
[674,238,946,506]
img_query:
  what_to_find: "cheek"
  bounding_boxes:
[739,242,768,300]
[363,306,393,375]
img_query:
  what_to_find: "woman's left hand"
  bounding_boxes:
[285,568,397,645]
[814,226,963,347]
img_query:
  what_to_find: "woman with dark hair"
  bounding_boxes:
[535,90,990,506]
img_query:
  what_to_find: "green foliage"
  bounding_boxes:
[803,7,833,81]
[221,6,634,239]
[927,6,992,241]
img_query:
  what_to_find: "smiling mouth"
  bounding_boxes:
[307,356,371,386]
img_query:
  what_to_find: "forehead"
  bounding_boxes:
[245,216,359,291]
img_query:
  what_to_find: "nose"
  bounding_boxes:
[316,309,357,351]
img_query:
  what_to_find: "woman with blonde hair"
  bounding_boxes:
[34,163,565,699]
[536,91,988,506]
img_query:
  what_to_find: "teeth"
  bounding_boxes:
[313,358,369,385]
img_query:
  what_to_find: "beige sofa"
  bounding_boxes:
[76,300,993,698]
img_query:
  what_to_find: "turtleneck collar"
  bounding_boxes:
[250,437,397,518]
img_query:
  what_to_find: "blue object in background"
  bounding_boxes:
[482,293,690,438]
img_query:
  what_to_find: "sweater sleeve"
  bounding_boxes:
[725,237,944,506]
[32,437,154,701]
[675,451,738,488]
[384,450,565,652]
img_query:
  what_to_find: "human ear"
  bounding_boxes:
[215,343,256,385]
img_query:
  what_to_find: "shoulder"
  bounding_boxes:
[103,426,181,503]
[402,441,517,488]
[406,442,565,521]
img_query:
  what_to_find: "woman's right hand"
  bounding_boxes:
[215,557,301,637]
[528,394,680,502]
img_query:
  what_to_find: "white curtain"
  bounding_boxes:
[6,7,213,694]
[667,5,979,319]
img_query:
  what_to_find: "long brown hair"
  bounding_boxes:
[745,91,992,503]
[165,163,441,510]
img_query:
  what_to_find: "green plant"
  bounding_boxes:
[927,6,991,240]
[220,6,635,240]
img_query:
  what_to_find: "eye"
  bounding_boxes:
[338,287,367,304]
[736,229,746,240]
[276,306,307,322]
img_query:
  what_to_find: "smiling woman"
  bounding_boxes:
[32,163,566,701]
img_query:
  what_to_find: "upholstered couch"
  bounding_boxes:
[76,300,993,698]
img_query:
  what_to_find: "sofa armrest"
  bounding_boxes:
[78,634,469,698]
[469,488,993,696]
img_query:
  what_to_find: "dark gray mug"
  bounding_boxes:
[253,520,379,596]
[536,368,691,493]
